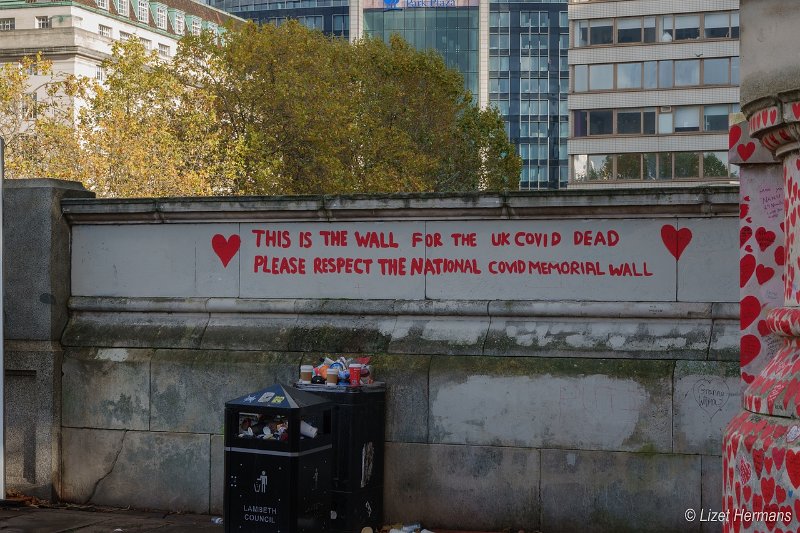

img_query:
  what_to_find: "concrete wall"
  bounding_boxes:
[53,188,739,531]
[4,179,95,500]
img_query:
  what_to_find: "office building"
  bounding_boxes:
[214,0,569,190]
[567,0,740,186]
[0,0,235,85]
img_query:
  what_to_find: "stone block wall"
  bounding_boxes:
[54,188,739,531]
[5,179,94,500]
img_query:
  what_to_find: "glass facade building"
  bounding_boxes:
[213,0,349,37]
[363,7,479,97]
[490,1,567,188]
[213,0,569,190]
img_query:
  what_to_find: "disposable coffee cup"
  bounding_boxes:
[326,366,338,387]
[299,365,314,384]
[349,364,362,386]
[300,420,318,438]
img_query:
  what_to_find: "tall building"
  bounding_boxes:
[214,0,569,190]
[567,0,740,187]
[0,0,236,83]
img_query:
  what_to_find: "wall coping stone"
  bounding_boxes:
[68,296,738,320]
[61,186,739,224]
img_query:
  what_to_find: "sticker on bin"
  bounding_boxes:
[257,392,274,403]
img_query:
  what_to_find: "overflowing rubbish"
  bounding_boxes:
[300,355,375,388]
[382,525,435,533]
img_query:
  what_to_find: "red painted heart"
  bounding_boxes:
[761,474,775,503]
[776,246,786,266]
[660,224,692,260]
[770,108,778,124]
[730,124,743,149]
[757,265,775,285]
[758,320,771,336]
[773,447,786,470]
[741,226,753,247]
[741,254,757,288]
[738,142,757,162]
[756,227,777,252]
[793,102,800,119]
[786,450,800,488]
[776,484,787,504]
[741,335,761,367]
[211,234,241,268]
[754,448,766,478]
[741,204,750,219]
[741,296,762,330]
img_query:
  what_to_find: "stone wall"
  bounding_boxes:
[54,188,739,531]
[4,179,94,500]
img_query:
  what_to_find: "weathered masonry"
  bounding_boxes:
[8,182,738,531]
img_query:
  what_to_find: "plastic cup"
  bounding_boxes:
[300,420,318,438]
[326,366,338,387]
[299,365,313,384]
[349,364,362,386]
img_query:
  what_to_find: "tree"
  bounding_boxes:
[175,23,521,195]
[77,39,226,197]
[0,55,87,182]
[5,23,521,196]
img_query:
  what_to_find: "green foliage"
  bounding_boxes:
[4,22,520,196]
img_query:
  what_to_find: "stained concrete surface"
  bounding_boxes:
[0,506,223,532]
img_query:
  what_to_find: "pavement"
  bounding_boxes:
[0,503,512,533]
[0,504,224,532]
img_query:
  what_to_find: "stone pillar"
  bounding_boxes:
[4,179,94,500]
[723,1,800,530]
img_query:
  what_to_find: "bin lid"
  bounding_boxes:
[226,383,330,410]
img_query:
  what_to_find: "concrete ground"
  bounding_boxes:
[0,503,510,533]
[0,504,224,532]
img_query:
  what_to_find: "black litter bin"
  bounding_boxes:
[294,383,385,533]
[223,384,333,533]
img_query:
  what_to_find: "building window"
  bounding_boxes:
[703,105,729,131]
[298,15,322,31]
[192,18,201,35]
[572,152,732,183]
[119,31,132,40]
[616,62,642,89]
[589,19,612,44]
[139,37,151,50]
[35,16,50,29]
[95,65,106,81]
[574,58,736,93]
[99,24,112,38]
[332,14,347,36]
[0,18,15,31]
[156,6,167,29]
[158,43,170,58]
[588,64,612,90]
[575,11,737,47]
[138,0,148,22]
[97,0,109,10]
[117,0,129,17]
[175,12,184,34]
[490,34,509,50]
[489,56,509,72]
[490,11,509,28]
[588,110,613,135]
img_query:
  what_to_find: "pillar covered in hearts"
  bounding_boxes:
[723,1,800,530]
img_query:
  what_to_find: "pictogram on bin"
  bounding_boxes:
[223,384,332,532]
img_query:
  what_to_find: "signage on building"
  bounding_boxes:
[369,0,476,9]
